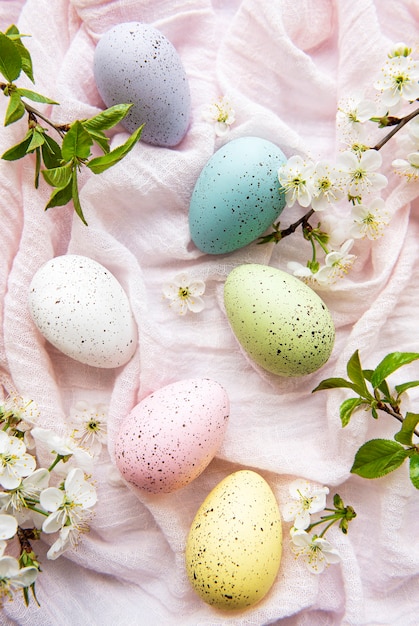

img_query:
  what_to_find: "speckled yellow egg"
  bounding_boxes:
[185,470,282,610]
[224,264,335,377]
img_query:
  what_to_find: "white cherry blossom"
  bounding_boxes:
[31,427,94,470]
[0,553,38,604]
[392,152,419,181]
[278,155,315,208]
[40,468,97,537]
[202,96,236,136]
[0,431,36,490]
[350,198,390,240]
[315,240,356,285]
[69,401,108,457]
[290,528,341,573]
[0,469,50,526]
[282,479,329,530]
[336,96,376,139]
[337,149,387,197]
[374,55,419,107]
[311,162,345,211]
[162,273,206,316]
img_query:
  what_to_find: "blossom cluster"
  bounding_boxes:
[282,479,352,574]
[0,392,107,606]
[278,43,419,287]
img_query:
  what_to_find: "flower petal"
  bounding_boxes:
[40,487,64,513]
[0,513,18,540]
[0,555,19,578]
[11,565,39,588]
[42,510,66,534]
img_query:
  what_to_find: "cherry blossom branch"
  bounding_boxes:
[373,104,419,151]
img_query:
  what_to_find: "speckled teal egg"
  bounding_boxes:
[189,137,286,254]
[185,470,282,610]
[224,264,335,376]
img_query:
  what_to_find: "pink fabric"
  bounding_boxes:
[1,1,419,624]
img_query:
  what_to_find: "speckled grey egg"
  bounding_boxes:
[115,378,229,493]
[224,264,335,376]
[189,136,287,254]
[185,470,282,610]
[93,22,191,147]
[28,255,137,368]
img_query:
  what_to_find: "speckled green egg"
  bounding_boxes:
[185,470,282,610]
[224,264,335,376]
[189,136,286,254]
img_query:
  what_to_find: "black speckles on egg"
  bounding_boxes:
[185,470,282,610]
[189,137,287,254]
[224,264,335,377]
[93,22,191,147]
[28,255,138,368]
[115,378,230,493]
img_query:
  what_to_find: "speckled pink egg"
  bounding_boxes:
[93,22,191,147]
[115,378,230,493]
[28,255,137,369]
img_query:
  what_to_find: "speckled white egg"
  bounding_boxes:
[28,255,137,368]
[93,22,191,147]
[185,470,282,610]
[115,378,229,493]
[224,264,335,376]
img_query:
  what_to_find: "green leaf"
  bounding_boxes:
[363,369,392,400]
[84,128,110,154]
[42,163,73,188]
[61,120,93,162]
[312,377,361,393]
[394,412,419,446]
[6,27,34,83]
[347,350,372,399]
[34,146,41,188]
[0,31,22,82]
[340,397,365,427]
[351,439,409,479]
[13,40,34,82]
[41,133,62,169]
[82,103,133,132]
[5,91,25,125]
[27,129,45,152]
[16,88,58,105]
[1,133,32,160]
[409,454,419,489]
[87,123,143,174]
[71,167,88,225]
[45,180,73,210]
[371,352,419,389]
[395,380,419,397]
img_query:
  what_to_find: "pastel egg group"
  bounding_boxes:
[224,263,335,376]
[115,378,229,493]
[28,255,137,369]
[189,136,287,254]
[185,470,282,610]
[93,22,191,147]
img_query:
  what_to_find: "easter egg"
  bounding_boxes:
[185,470,282,610]
[93,22,191,147]
[224,264,335,376]
[189,136,286,255]
[115,378,229,493]
[28,255,137,368]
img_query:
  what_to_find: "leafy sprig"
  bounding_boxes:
[0,25,144,224]
[313,350,419,488]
